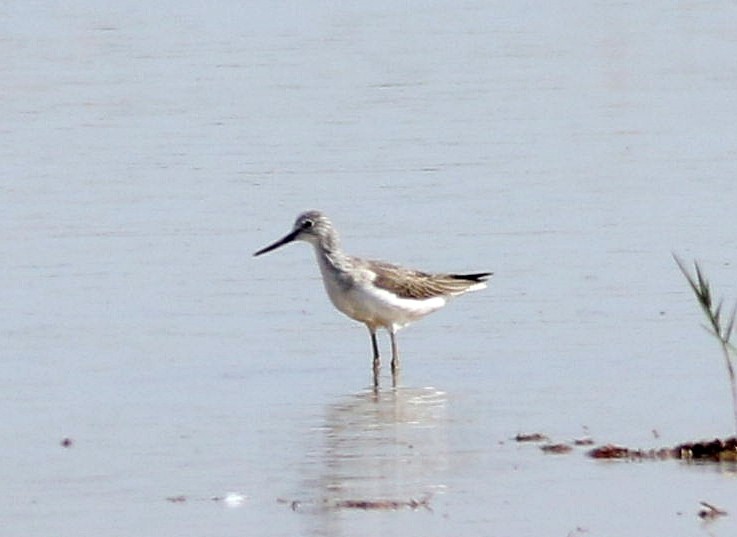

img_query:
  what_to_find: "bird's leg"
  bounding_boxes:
[368,327,380,370]
[369,327,381,388]
[391,363,399,389]
[389,328,399,375]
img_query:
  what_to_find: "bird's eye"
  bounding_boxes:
[302,219,314,230]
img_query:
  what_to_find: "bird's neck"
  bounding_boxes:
[318,229,340,254]
[313,242,351,275]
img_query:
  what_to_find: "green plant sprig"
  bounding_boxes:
[674,254,737,437]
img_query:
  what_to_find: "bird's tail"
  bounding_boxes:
[450,272,493,283]
[446,272,493,293]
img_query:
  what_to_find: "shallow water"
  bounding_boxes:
[3,1,737,536]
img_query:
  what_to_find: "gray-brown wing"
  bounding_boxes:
[369,261,491,300]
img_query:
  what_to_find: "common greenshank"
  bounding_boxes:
[254,210,491,375]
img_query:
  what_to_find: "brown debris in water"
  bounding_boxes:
[675,437,737,462]
[587,437,737,461]
[588,444,637,459]
[699,501,728,520]
[278,495,432,512]
[335,496,431,511]
[516,433,594,453]
[540,443,573,454]
[515,432,549,443]
[588,444,674,460]
[517,431,737,462]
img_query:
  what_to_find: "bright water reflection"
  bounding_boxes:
[299,387,447,534]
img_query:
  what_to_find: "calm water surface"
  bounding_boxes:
[3,1,737,536]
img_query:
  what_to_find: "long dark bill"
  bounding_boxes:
[253,229,300,257]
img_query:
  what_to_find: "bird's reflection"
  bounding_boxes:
[298,384,448,535]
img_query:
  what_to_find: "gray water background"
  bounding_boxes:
[3,1,737,536]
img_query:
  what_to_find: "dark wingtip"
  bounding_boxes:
[451,272,493,282]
